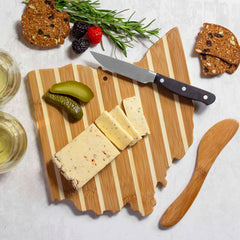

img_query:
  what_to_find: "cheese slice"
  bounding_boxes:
[95,111,133,150]
[52,123,120,190]
[110,105,142,146]
[123,96,150,136]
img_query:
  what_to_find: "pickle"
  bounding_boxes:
[43,91,83,120]
[50,81,94,103]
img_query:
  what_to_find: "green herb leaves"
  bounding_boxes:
[23,0,160,56]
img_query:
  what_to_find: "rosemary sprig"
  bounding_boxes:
[22,0,160,56]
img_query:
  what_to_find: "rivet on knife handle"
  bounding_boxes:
[154,73,216,105]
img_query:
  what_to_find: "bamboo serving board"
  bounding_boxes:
[28,27,194,216]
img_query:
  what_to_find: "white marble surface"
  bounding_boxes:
[0,0,240,239]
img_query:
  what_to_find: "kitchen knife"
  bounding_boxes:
[91,51,216,105]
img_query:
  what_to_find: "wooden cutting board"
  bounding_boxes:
[28,27,194,216]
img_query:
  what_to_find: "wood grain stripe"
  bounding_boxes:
[72,65,105,213]
[127,148,145,215]
[94,69,125,212]
[92,69,105,113]
[70,65,100,215]
[92,176,105,213]
[96,68,143,212]
[113,74,148,210]
[146,51,173,167]
[112,74,122,103]
[109,74,126,208]
[131,69,158,214]
[28,71,61,200]
[53,67,85,211]
[35,69,64,200]
[41,68,76,197]
[173,95,189,152]
[56,65,100,214]
[132,77,157,186]
[148,40,183,168]
[162,36,189,153]
[132,51,169,186]
[112,75,145,214]
[115,74,154,213]
[92,68,120,211]
[143,136,157,186]
[165,28,194,147]
[68,66,86,211]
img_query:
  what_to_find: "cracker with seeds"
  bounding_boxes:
[21,0,70,47]
[25,0,56,15]
[199,54,228,75]
[226,63,239,74]
[195,23,240,65]
[199,54,239,75]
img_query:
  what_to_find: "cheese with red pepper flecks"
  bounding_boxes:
[123,96,150,136]
[95,111,133,150]
[52,123,120,190]
[110,105,141,146]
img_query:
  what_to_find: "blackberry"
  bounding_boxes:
[72,21,89,39]
[72,39,90,54]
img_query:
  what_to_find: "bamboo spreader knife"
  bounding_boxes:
[91,51,216,105]
[160,119,239,227]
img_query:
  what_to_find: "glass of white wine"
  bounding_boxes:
[0,112,27,174]
[0,50,21,105]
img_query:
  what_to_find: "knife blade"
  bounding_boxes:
[91,51,216,105]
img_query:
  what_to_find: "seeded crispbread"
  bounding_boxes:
[21,0,70,47]
[22,12,70,47]
[195,23,240,65]
[199,54,228,75]
[226,63,239,74]
[25,0,56,15]
[199,54,239,75]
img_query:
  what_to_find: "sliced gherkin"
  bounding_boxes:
[50,81,94,103]
[43,91,83,120]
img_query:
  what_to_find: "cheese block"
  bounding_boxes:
[95,111,133,150]
[110,105,142,146]
[52,123,120,190]
[123,96,150,136]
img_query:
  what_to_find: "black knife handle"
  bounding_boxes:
[154,73,216,105]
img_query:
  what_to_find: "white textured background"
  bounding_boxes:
[0,0,240,239]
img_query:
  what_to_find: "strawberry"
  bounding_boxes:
[87,26,102,44]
